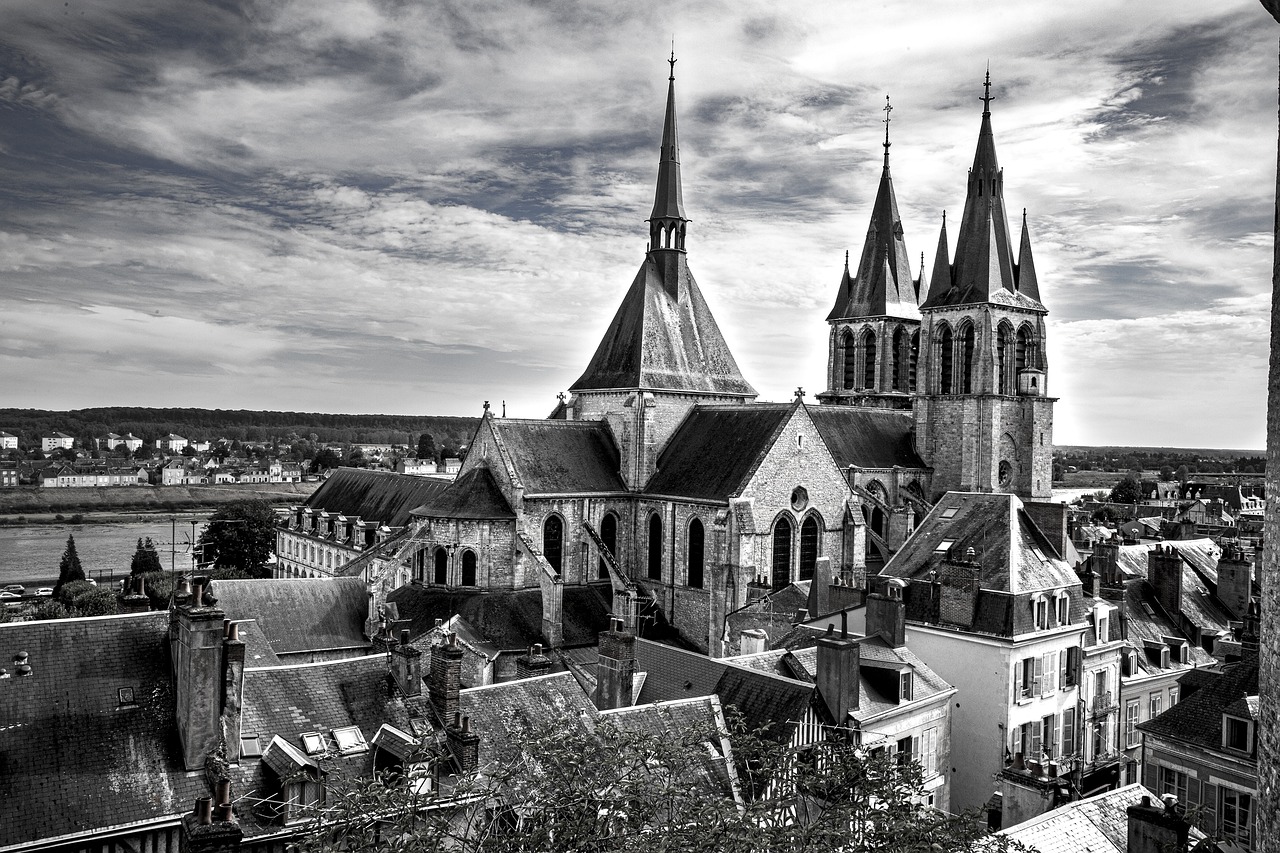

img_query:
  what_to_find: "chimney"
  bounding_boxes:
[594,618,636,711]
[179,787,242,853]
[1077,566,1099,599]
[121,575,150,614]
[1148,545,1184,617]
[1241,598,1261,661]
[739,628,768,656]
[866,578,907,648]
[221,621,246,764]
[391,629,423,697]
[1126,795,1190,853]
[1023,501,1069,558]
[516,643,552,679]
[172,580,227,771]
[445,713,480,775]
[815,612,860,726]
[747,573,771,603]
[1215,545,1253,621]
[541,571,564,649]
[806,556,832,617]
[429,633,463,723]
[1094,538,1121,588]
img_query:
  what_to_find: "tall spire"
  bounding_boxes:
[648,51,687,252]
[1016,209,1041,302]
[882,94,893,169]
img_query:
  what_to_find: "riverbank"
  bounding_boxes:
[0,482,319,523]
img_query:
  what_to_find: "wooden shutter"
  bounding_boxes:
[1033,655,1044,696]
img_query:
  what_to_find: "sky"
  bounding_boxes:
[0,1,1275,449]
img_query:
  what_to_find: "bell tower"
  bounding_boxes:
[912,71,1054,499]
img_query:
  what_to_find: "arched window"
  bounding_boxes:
[997,324,1013,394]
[461,549,477,586]
[841,329,857,390]
[909,329,920,392]
[543,515,563,573]
[799,515,819,581]
[938,325,953,394]
[959,323,976,394]
[687,518,704,589]
[433,547,448,585]
[1016,325,1032,373]
[772,516,793,590]
[599,512,617,580]
[891,326,907,391]
[862,329,877,389]
[647,513,663,580]
[413,548,427,583]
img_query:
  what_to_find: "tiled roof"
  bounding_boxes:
[306,468,451,528]
[602,696,735,798]
[459,672,599,767]
[1119,580,1216,676]
[883,492,1078,594]
[996,783,1205,853]
[410,465,514,520]
[787,636,953,723]
[213,578,370,657]
[722,582,812,653]
[807,406,927,470]
[1112,541,1234,635]
[388,583,612,649]
[1138,659,1258,750]
[487,419,626,495]
[0,613,207,848]
[647,404,792,500]
[569,252,756,397]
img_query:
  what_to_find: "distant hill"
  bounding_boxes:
[0,407,479,450]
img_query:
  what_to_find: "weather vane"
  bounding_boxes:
[981,64,994,113]
[882,95,893,164]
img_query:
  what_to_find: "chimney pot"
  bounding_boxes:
[227,622,240,642]
[400,628,410,646]
[216,777,231,806]
[195,795,213,825]
[534,643,542,656]
[462,715,471,734]
[213,803,233,823]
[453,711,461,728]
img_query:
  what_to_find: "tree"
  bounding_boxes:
[1108,475,1142,505]
[197,499,278,578]
[1176,464,1191,484]
[290,710,1023,853]
[53,534,86,597]
[311,447,342,473]
[1159,465,1174,482]
[417,432,436,461]
[130,537,164,576]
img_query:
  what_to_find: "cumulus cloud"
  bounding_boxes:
[0,0,1272,446]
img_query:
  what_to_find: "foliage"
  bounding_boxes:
[312,448,343,473]
[417,432,437,461]
[29,599,69,621]
[289,711,1022,853]
[197,499,278,578]
[53,534,85,596]
[138,571,176,609]
[130,537,165,576]
[1108,475,1142,505]
[1159,465,1174,482]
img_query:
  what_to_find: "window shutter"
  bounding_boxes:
[1060,650,1069,688]
[1033,655,1044,696]
[1044,652,1057,694]
[1062,708,1076,757]
[1030,723,1042,757]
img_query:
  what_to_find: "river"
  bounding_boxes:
[0,517,209,590]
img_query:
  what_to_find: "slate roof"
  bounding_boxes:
[569,249,756,397]
[387,583,612,650]
[213,578,370,657]
[1120,580,1216,676]
[487,419,627,495]
[722,582,813,653]
[786,636,954,724]
[633,639,814,743]
[997,783,1205,853]
[306,468,451,528]
[459,672,599,767]
[1110,541,1234,635]
[882,492,1078,594]
[1138,659,1258,751]
[807,406,927,470]
[0,613,207,848]
[410,465,514,520]
[646,404,792,500]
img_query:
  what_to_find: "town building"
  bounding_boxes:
[40,431,74,453]
[162,433,189,453]
[997,782,1209,853]
[0,430,17,450]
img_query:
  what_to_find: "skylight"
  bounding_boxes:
[934,539,955,554]
[241,733,263,759]
[300,732,327,756]
[333,725,368,755]
[940,507,958,519]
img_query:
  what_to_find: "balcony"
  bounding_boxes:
[1090,691,1115,716]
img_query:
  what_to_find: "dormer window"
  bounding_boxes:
[1033,595,1049,630]
[1055,592,1070,626]
[263,736,326,825]
[1096,611,1108,645]
[1223,716,1254,753]
[900,670,913,702]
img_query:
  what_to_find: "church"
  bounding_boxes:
[384,60,1056,657]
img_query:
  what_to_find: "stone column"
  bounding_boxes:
[1259,8,1280,853]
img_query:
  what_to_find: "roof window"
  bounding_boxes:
[241,732,263,759]
[934,539,955,554]
[333,725,368,755]
[300,731,327,756]
[940,507,959,519]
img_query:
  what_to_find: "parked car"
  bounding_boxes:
[0,592,18,600]
[36,587,53,597]
[1,584,23,595]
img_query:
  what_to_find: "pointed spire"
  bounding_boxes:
[925,212,952,306]
[648,51,687,251]
[914,251,928,300]
[1016,209,1041,302]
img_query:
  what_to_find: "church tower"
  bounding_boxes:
[912,72,1054,499]
[567,56,756,490]
[818,97,923,410]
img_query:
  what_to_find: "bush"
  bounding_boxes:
[57,579,96,606]
[30,600,69,621]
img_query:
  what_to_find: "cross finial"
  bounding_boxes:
[844,249,849,270]
[483,400,490,414]
[794,387,805,400]
[882,94,893,166]
[668,43,676,81]
[980,64,994,114]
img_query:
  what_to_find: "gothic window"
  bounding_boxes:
[687,518,704,589]
[772,515,793,590]
[862,328,877,390]
[959,323,976,394]
[461,549,477,586]
[799,515,820,581]
[413,548,427,583]
[891,326,907,391]
[999,460,1013,489]
[543,514,564,573]
[997,323,1013,394]
[938,325,954,394]
[433,547,448,585]
[648,513,663,580]
[839,329,855,390]
[599,512,617,580]
[909,329,920,392]
[1016,325,1033,373]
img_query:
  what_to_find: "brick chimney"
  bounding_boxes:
[1126,795,1190,853]
[120,575,150,614]
[172,578,227,771]
[391,629,422,697]
[429,632,463,723]
[1215,545,1253,621]
[221,621,246,764]
[1148,545,1184,618]
[179,784,242,853]
[445,712,480,775]
[1093,537,1122,588]
[516,643,552,679]
[595,618,636,711]
[815,612,859,726]
[865,578,907,648]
